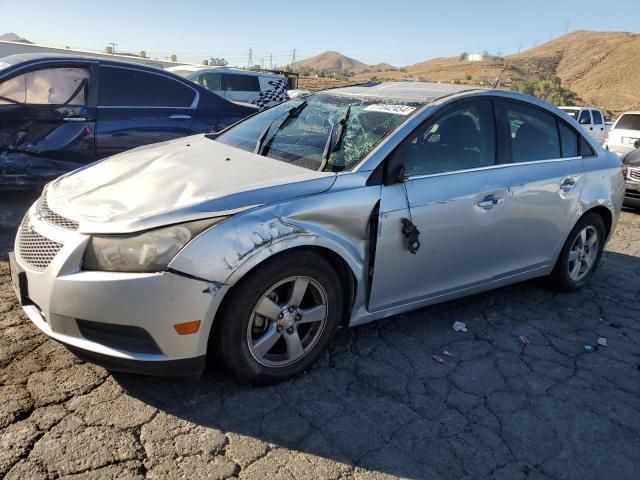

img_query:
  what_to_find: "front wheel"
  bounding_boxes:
[549,213,606,292]
[213,251,343,384]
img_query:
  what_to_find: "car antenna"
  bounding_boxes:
[492,59,509,89]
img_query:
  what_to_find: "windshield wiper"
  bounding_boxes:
[254,100,307,155]
[319,105,351,172]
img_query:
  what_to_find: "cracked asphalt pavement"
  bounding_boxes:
[1,193,639,479]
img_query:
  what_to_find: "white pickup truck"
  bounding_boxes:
[558,106,607,143]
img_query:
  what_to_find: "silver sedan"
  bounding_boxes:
[10,82,625,383]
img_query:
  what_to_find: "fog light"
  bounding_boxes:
[173,320,201,335]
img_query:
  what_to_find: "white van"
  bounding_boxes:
[558,107,607,143]
[166,65,288,109]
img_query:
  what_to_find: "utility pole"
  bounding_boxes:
[248,48,253,68]
[291,48,296,71]
[261,58,264,69]
[108,42,118,54]
[269,53,273,70]
[517,42,522,54]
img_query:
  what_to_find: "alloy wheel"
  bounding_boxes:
[567,226,599,282]
[247,276,328,367]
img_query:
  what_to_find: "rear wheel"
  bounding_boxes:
[214,251,343,384]
[549,213,606,292]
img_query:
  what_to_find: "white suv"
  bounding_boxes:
[166,65,289,109]
[559,107,607,143]
[604,111,640,157]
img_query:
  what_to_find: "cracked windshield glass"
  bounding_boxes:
[216,93,420,171]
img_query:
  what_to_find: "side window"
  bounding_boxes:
[558,122,579,157]
[222,74,260,92]
[197,73,221,91]
[98,67,195,107]
[591,110,603,125]
[580,137,595,157]
[0,67,89,105]
[506,102,561,162]
[578,109,592,125]
[400,99,496,176]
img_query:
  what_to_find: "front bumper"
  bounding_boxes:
[12,205,229,376]
[624,183,640,207]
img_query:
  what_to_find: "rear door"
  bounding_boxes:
[95,65,196,158]
[0,62,96,186]
[590,109,605,143]
[496,99,585,274]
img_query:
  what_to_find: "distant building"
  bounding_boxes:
[0,39,185,69]
[468,52,500,63]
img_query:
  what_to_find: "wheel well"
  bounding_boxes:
[583,206,613,238]
[213,246,357,337]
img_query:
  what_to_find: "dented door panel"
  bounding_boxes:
[0,105,95,188]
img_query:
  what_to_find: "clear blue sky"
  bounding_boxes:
[2,0,638,67]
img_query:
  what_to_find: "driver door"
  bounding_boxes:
[0,62,96,186]
[369,97,512,311]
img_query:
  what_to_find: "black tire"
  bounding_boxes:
[213,251,343,384]
[549,212,606,292]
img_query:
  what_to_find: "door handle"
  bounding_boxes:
[477,195,503,209]
[169,114,191,120]
[560,178,576,191]
[63,117,87,122]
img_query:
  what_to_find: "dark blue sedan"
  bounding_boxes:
[0,53,257,189]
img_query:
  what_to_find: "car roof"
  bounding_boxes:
[0,52,166,71]
[328,81,475,103]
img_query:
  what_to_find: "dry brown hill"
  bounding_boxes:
[350,30,640,114]
[294,51,369,72]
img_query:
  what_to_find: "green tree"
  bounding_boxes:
[511,76,579,105]
[459,52,469,61]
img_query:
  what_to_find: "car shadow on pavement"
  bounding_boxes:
[114,247,640,479]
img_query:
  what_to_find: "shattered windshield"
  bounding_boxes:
[215,92,422,172]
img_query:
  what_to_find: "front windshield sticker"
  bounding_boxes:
[363,104,416,116]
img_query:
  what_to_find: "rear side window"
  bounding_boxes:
[99,67,195,107]
[506,102,561,162]
[558,122,578,157]
[222,74,260,92]
[578,110,591,125]
[615,114,640,130]
[197,72,221,91]
[592,110,603,124]
[0,67,89,105]
[401,98,496,176]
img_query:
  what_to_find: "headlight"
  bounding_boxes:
[83,217,227,272]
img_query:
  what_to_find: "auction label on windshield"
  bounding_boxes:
[364,104,416,115]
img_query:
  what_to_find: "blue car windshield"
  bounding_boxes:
[215,92,421,172]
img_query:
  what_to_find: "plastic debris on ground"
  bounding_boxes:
[452,321,467,332]
[442,349,454,357]
[584,345,594,351]
[597,337,608,347]
[519,335,530,345]
[432,354,445,364]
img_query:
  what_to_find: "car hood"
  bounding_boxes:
[47,134,336,234]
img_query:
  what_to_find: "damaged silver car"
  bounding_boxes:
[10,82,625,383]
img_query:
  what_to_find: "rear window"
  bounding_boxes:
[562,108,579,119]
[99,67,195,107]
[222,74,260,92]
[615,114,640,131]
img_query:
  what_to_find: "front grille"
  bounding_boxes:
[629,167,640,182]
[39,196,79,231]
[17,222,63,270]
